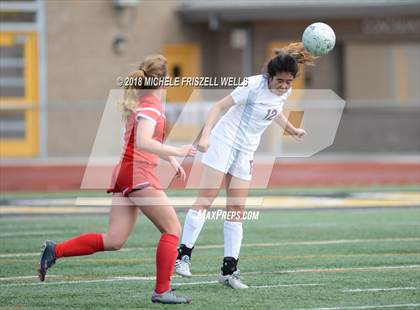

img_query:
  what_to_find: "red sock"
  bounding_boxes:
[55,233,104,258]
[155,233,179,294]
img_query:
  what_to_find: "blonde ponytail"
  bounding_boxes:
[117,54,167,120]
[117,70,145,120]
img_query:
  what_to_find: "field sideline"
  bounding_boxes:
[1,187,419,309]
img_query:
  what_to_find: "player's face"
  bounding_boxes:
[268,72,294,96]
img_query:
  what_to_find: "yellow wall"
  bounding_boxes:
[163,43,201,103]
[0,32,39,157]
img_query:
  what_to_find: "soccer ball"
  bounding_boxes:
[302,22,336,57]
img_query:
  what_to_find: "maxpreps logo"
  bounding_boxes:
[197,210,260,221]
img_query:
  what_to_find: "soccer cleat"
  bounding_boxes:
[175,255,192,277]
[37,240,57,281]
[151,289,192,304]
[218,270,249,289]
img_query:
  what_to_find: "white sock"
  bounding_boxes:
[223,221,243,260]
[180,209,206,249]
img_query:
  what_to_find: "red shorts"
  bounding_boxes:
[106,160,162,196]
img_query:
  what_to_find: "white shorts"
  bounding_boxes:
[201,134,254,181]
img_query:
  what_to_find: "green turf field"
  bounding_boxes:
[1,203,419,309]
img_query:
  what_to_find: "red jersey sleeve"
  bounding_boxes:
[135,103,162,125]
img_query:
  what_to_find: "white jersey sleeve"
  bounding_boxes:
[230,79,250,105]
[212,74,292,154]
[230,76,261,105]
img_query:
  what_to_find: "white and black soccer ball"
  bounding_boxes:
[302,22,336,57]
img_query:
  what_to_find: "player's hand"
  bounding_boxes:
[169,157,186,181]
[293,128,307,141]
[177,144,197,157]
[197,136,210,152]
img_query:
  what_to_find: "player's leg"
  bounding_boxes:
[177,134,231,267]
[102,194,139,250]
[129,187,191,304]
[38,193,138,281]
[218,172,250,289]
[176,164,225,277]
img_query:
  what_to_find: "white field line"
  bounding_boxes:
[1,237,419,258]
[205,265,420,278]
[197,238,420,250]
[0,252,39,258]
[1,265,419,284]
[0,276,155,287]
[243,265,420,276]
[0,275,59,281]
[0,275,153,282]
[0,276,322,289]
[174,281,324,289]
[342,287,418,293]
[251,283,322,289]
[0,230,78,238]
[293,304,420,310]
[171,280,218,286]
[153,281,324,289]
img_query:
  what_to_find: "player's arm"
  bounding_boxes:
[274,112,307,140]
[198,95,235,152]
[274,112,297,135]
[136,119,196,157]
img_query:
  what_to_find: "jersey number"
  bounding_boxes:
[263,109,277,121]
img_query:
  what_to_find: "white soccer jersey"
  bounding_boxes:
[211,74,292,154]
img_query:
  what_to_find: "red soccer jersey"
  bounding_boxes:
[122,94,166,166]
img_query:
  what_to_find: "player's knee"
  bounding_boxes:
[104,236,127,251]
[162,222,182,237]
[173,222,182,237]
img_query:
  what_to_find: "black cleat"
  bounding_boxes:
[37,240,56,281]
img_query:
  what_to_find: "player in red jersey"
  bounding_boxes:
[37,55,196,304]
